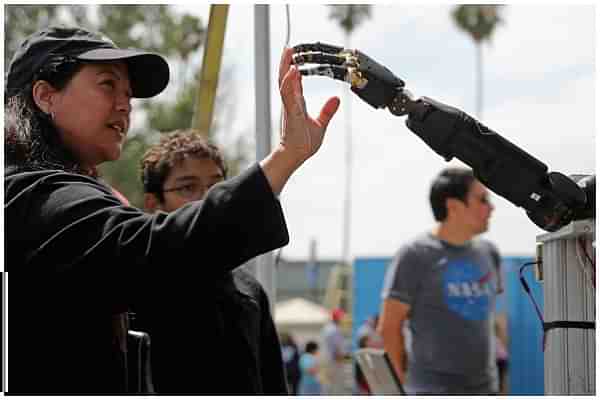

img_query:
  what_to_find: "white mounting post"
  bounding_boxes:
[537,219,595,395]
[253,4,276,311]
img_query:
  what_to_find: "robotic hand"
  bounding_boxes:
[292,42,595,232]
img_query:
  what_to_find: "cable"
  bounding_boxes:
[579,237,595,266]
[520,259,596,352]
[280,4,292,136]
[284,4,291,48]
[576,237,596,288]
[580,238,596,287]
[519,261,546,349]
[519,261,544,326]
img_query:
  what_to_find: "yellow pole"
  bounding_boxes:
[192,4,229,136]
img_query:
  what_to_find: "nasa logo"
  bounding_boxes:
[443,259,494,321]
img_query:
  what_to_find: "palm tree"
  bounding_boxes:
[328,5,372,265]
[452,5,504,118]
[328,5,372,37]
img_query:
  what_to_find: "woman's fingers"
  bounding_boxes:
[280,66,305,121]
[278,47,294,87]
[316,97,340,129]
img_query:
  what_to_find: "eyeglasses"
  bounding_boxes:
[162,181,216,200]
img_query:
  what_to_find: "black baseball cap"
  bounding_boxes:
[6,25,170,98]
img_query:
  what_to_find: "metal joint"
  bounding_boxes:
[388,88,416,116]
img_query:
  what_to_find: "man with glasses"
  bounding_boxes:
[141,130,227,212]
[135,130,288,394]
[378,167,503,395]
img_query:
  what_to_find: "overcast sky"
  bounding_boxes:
[172,3,596,261]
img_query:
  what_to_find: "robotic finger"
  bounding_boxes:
[293,42,346,54]
[292,44,365,87]
[296,65,354,84]
[292,51,349,66]
[292,42,409,113]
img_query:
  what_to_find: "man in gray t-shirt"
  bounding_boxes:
[379,167,503,395]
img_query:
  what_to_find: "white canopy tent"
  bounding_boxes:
[275,298,330,347]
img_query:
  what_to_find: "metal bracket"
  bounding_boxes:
[535,242,544,281]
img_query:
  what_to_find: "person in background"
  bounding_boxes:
[378,167,503,395]
[136,130,287,394]
[299,341,322,395]
[357,314,383,349]
[495,317,510,394]
[320,308,348,394]
[280,332,301,395]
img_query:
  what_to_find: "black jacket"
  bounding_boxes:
[5,164,289,394]
[132,267,288,394]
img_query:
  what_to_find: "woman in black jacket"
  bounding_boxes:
[5,25,340,394]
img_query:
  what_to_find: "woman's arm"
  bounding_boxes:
[6,165,287,278]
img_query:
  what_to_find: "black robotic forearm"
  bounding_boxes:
[405,97,592,232]
[291,42,594,231]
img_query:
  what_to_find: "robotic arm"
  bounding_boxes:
[292,42,595,232]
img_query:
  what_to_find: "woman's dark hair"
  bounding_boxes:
[4,55,95,176]
[304,341,319,354]
[140,129,228,202]
[429,167,476,222]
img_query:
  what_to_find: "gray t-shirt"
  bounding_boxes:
[381,233,501,394]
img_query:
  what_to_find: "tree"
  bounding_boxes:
[95,5,204,61]
[328,5,372,36]
[4,5,89,67]
[327,5,372,265]
[451,5,504,118]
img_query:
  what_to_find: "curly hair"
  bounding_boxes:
[4,55,97,177]
[140,129,227,202]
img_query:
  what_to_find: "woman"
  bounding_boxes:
[5,25,339,394]
[299,341,322,395]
